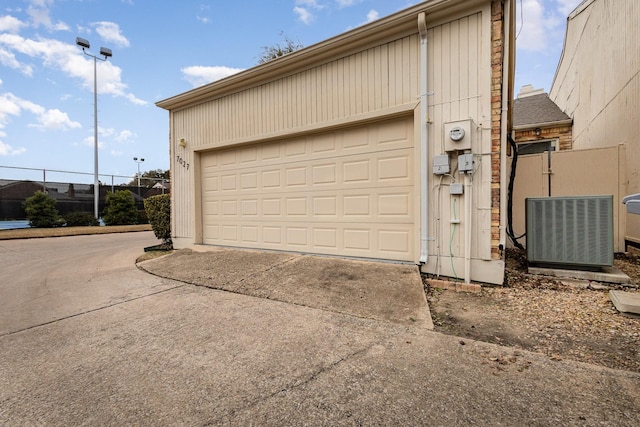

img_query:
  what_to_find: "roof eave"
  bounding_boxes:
[156,0,467,111]
[512,118,573,131]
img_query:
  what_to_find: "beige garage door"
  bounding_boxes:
[200,116,416,261]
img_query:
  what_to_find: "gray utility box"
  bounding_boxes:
[526,195,613,268]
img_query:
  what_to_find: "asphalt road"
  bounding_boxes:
[0,232,177,336]
[1,233,639,426]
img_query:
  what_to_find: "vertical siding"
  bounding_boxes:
[174,34,420,152]
[426,12,489,263]
[550,0,640,198]
[172,110,194,239]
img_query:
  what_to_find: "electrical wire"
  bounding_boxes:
[516,0,524,40]
[507,134,526,249]
[433,173,457,278]
[450,198,459,281]
[434,175,443,278]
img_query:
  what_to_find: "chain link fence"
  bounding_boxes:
[0,165,169,221]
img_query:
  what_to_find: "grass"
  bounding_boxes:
[0,224,152,240]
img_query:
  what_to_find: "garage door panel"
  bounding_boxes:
[205,149,413,195]
[241,225,259,243]
[205,188,412,223]
[313,196,337,216]
[201,117,415,261]
[210,126,412,172]
[202,219,415,261]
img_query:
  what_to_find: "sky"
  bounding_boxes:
[0,0,584,185]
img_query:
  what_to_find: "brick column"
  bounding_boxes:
[490,0,505,259]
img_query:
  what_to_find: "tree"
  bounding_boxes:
[102,190,139,226]
[23,191,64,228]
[257,33,303,64]
[126,169,170,188]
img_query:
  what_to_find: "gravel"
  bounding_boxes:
[426,249,640,373]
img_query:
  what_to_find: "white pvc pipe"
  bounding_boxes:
[418,12,429,264]
[464,173,472,283]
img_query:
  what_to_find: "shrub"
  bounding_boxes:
[23,191,64,228]
[144,194,171,244]
[102,190,139,226]
[137,209,149,224]
[64,211,100,227]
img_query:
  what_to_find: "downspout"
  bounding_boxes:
[418,12,429,264]
[464,172,472,283]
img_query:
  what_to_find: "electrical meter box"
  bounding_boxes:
[458,153,474,173]
[433,154,450,175]
[450,183,464,195]
[444,119,473,152]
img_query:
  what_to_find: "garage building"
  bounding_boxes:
[157,0,515,285]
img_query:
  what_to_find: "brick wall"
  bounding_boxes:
[490,0,505,259]
[514,124,573,150]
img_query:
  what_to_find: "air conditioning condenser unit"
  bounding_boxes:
[525,195,613,268]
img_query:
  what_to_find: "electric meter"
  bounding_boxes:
[449,126,465,142]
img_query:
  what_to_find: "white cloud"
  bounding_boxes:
[0,141,26,156]
[115,129,136,142]
[557,0,584,16]
[365,9,380,23]
[294,6,314,25]
[0,94,22,120]
[99,127,115,138]
[336,0,360,8]
[0,33,146,104]
[26,0,69,32]
[293,0,325,24]
[0,15,26,33]
[80,135,104,148]
[297,0,323,7]
[197,4,212,23]
[92,21,130,48]
[0,92,80,131]
[181,65,244,87]
[31,108,81,130]
[516,0,562,52]
[0,47,33,76]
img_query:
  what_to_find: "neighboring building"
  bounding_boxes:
[512,85,572,154]
[0,181,45,219]
[550,0,640,247]
[157,0,516,284]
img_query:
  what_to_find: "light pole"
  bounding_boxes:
[133,157,145,196]
[76,37,112,220]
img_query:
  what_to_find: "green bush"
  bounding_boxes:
[64,211,100,227]
[137,209,149,224]
[102,190,139,226]
[23,191,64,228]
[144,194,171,243]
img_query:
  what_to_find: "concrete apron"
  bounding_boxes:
[139,246,433,330]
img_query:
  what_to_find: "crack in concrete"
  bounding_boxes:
[231,254,304,294]
[0,283,185,338]
[203,342,377,426]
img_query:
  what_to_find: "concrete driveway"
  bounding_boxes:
[1,232,639,426]
[138,246,433,329]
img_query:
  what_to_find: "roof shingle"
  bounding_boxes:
[513,93,571,127]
